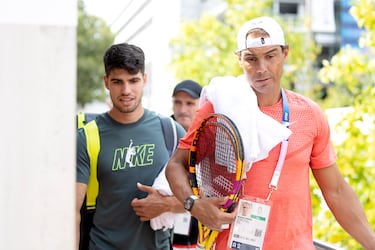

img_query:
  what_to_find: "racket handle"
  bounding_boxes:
[226,202,236,212]
[205,231,219,250]
[197,221,217,250]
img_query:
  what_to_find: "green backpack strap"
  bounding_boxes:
[158,115,178,157]
[77,112,86,128]
[83,120,100,210]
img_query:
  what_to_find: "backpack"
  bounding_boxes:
[77,112,178,250]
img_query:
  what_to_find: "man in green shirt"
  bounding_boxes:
[76,43,186,250]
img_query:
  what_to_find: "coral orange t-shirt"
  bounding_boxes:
[178,89,337,250]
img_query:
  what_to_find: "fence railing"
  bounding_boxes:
[313,239,345,250]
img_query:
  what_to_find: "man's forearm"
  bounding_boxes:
[165,196,185,213]
[166,166,192,203]
[327,183,375,249]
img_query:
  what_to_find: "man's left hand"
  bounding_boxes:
[131,182,169,221]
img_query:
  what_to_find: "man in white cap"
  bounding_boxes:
[166,16,375,249]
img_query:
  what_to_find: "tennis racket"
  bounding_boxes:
[189,113,245,250]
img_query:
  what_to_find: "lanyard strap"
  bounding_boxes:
[266,88,289,201]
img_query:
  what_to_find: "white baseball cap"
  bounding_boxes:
[236,16,285,52]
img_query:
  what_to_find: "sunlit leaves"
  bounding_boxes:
[77,0,115,107]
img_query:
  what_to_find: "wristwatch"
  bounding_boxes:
[183,195,199,211]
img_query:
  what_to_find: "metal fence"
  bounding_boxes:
[314,239,345,250]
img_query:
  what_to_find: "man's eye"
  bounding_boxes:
[246,57,256,62]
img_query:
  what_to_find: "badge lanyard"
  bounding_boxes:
[266,88,289,201]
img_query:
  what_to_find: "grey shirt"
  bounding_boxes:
[77,109,185,250]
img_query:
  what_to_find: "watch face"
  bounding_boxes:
[184,197,194,211]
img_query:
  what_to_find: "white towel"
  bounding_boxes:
[200,75,292,171]
[150,165,176,231]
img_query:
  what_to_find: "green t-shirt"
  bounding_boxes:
[77,109,185,249]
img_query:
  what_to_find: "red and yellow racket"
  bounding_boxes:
[189,113,245,250]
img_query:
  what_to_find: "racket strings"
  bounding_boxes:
[189,113,245,250]
[196,122,238,199]
[213,124,237,173]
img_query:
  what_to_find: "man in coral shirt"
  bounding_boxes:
[166,16,375,249]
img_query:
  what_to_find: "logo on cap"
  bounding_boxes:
[236,16,286,52]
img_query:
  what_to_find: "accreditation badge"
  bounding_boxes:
[173,211,192,235]
[228,197,272,250]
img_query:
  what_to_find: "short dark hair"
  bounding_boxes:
[103,43,145,76]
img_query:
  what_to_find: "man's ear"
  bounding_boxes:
[104,75,109,90]
[143,73,148,86]
[235,52,243,67]
[282,45,289,58]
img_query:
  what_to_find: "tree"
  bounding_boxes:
[77,0,115,107]
[169,0,321,92]
[312,0,375,249]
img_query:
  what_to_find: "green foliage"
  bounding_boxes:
[77,0,115,107]
[169,0,320,90]
[350,0,375,50]
[314,0,375,248]
[317,47,375,108]
[314,0,375,109]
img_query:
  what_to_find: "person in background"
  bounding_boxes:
[76,42,186,250]
[170,80,202,250]
[171,80,202,131]
[165,16,375,249]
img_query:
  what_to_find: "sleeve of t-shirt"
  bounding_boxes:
[310,103,337,169]
[76,128,90,184]
[178,101,215,150]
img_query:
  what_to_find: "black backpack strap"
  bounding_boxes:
[158,115,177,157]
